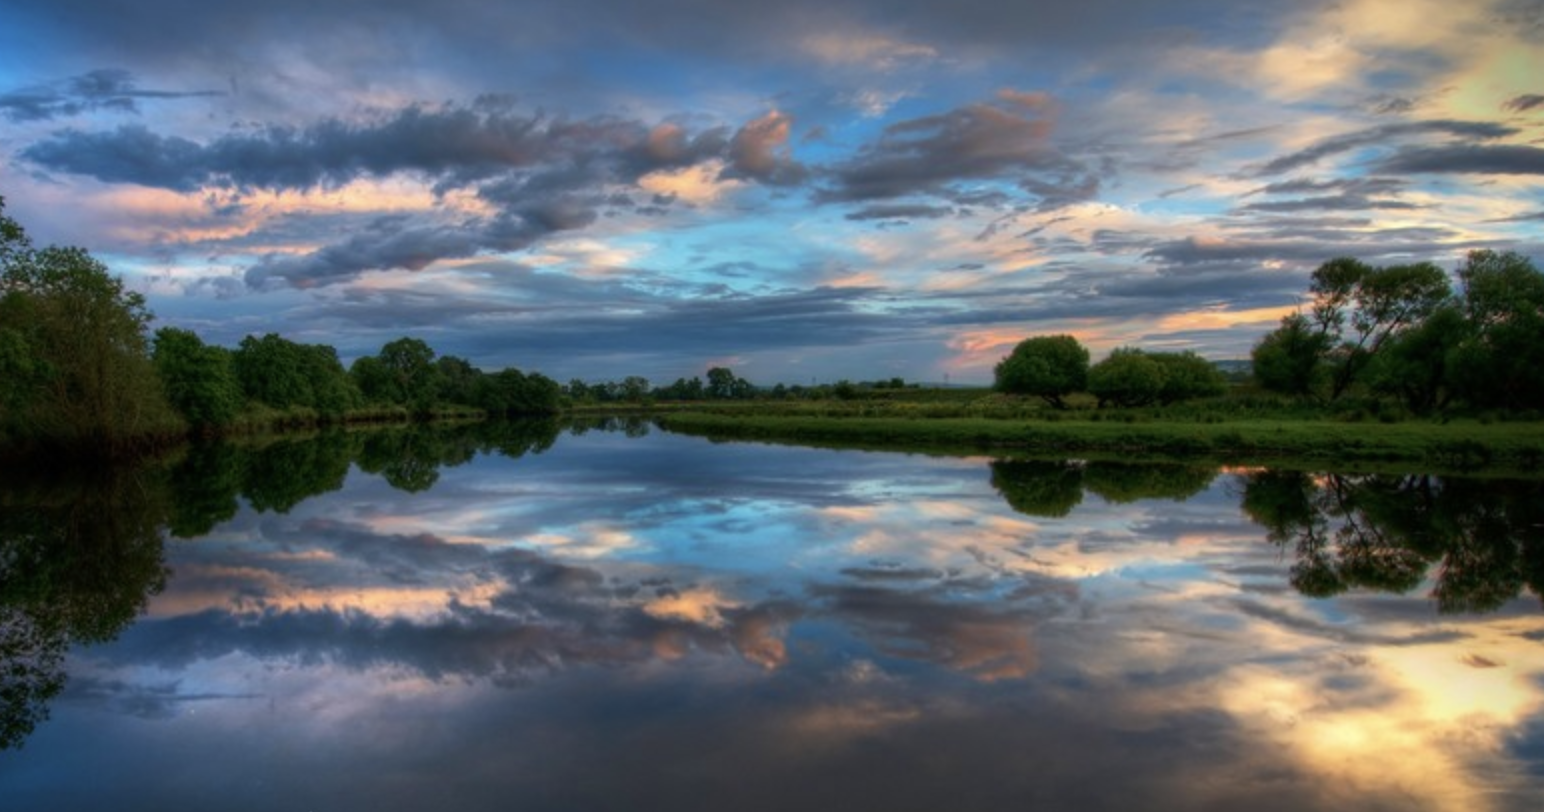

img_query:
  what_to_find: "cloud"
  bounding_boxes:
[1374,144,1544,175]
[1483,210,1544,223]
[21,101,816,287]
[1502,93,1544,112]
[22,103,684,193]
[801,31,939,69]
[822,95,1099,211]
[722,110,808,185]
[1250,120,1517,176]
[843,203,954,221]
[0,69,222,122]
[1235,177,1420,213]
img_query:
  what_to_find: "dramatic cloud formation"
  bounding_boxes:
[1,0,1540,382]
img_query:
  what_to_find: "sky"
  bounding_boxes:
[1,0,1541,384]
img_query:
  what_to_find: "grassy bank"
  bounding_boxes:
[655,409,1544,474]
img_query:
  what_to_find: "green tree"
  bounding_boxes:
[434,355,482,407]
[1365,305,1466,414]
[620,375,651,402]
[0,199,178,450]
[153,327,242,429]
[993,335,1089,409]
[706,366,738,399]
[234,334,358,417]
[1151,351,1227,404]
[1087,347,1166,408]
[474,368,561,415]
[1251,313,1330,397]
[1448,250,1544,410]
[376,336,440,413]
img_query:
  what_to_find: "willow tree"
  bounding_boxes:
[0,198,178,450]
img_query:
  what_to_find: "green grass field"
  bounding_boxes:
[652,401,1544,475]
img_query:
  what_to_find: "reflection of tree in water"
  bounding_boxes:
[1238,471,1544,612]
[0,464,169,749]
[1082,462,1216,504]
[0,419,564,748]
[990,461,1085,518]
[990,459,1217,517]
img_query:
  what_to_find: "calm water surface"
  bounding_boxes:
[2,421,1542,810]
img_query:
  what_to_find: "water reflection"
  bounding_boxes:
[0,466,168,749]
[1235,470,1544,611]
[1,424,1540,810]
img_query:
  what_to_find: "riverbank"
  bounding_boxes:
[653,409,1544,474]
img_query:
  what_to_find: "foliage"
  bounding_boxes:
[0,198,179,451]
[1448,250,1544,411]
[990,460,1083,517]
[153,327,242,429]
[1239,470,1544,612]
[994,334,1089,409]
[1252,251,1544,414]
[1251,313,1330,397]
[232,333,359,417]
[0,463,170,748]
[1087,348,1166,408]
[1151,350,1227,404]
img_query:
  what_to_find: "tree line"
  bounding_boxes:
[993,250,1543,415]
[1249,251,1543,413]
[566,369,917,404]
[1,197,559,454]
[994,336,1227,409]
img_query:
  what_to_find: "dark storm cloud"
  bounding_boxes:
[1374,144,1544,175]
[0,69,221,122]
[1503,93,1544,112]
[821,97,1100,211]
[1250,120,1517,176]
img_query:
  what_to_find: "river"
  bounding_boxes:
[2,419,1541,810]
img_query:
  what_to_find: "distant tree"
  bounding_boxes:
[620,376,650,402]
[153,327,242,429]
[706,366,737,399]
[1087,348,1166,408]
[994,334,1089,409]
[1150,351,1227,404]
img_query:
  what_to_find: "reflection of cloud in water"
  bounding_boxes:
[22,434,1544,810]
